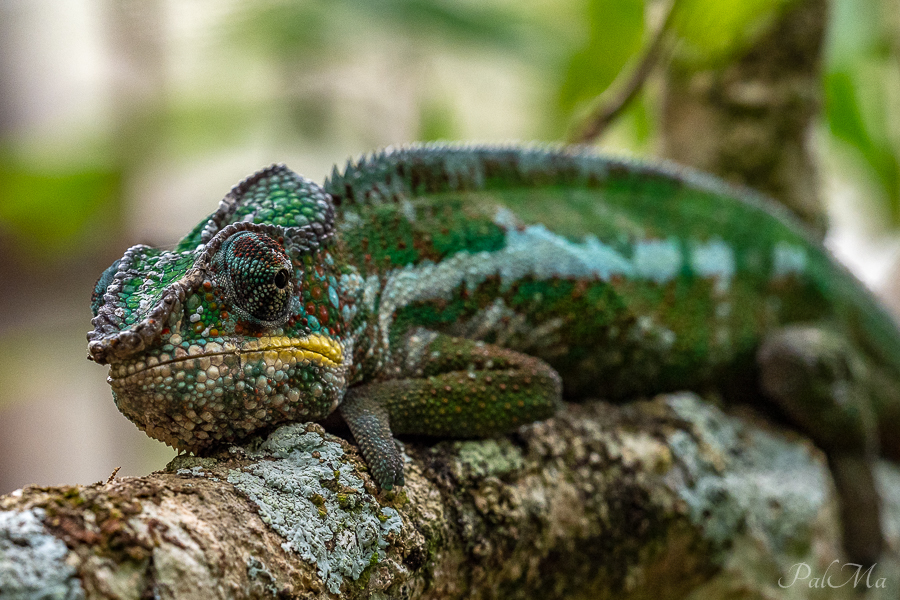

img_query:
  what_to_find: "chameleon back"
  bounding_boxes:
[326,145,900,399]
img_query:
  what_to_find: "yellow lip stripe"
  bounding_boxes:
[242,334,344,366]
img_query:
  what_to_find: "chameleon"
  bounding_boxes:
[87,143,900,565]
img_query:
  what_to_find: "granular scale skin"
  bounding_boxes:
[88,144,900,564]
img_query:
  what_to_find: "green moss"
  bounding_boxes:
[310,493,328,518]
[62,488,85,507]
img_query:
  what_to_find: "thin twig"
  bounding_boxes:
[569,0,681,144]
[106,466,121,485]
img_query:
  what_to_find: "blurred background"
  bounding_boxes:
[0,0,898,494]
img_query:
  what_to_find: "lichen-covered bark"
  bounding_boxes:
[2,393,899,599]
[660,0,828,237]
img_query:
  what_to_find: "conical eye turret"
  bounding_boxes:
[213,231,295,326]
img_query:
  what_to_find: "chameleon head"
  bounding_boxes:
[87,166,351,452]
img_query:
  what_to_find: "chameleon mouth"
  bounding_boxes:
[108,333,343,381]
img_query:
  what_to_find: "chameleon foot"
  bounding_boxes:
[340,386,405,490]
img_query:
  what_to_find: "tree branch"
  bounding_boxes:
[568,0,681,145]
[3,392,898,599]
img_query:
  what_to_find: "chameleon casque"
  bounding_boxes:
[88,144,900,564]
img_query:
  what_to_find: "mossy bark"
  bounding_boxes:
[3,393,899,599]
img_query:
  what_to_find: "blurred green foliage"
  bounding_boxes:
[1,0,899,264]
[0,160,120,260]
[234,0,530,54]
[825,0,900,223]
[557,0,645,115]
[671,0,790,66]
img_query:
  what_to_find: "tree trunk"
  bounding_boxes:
[660,0,829,237]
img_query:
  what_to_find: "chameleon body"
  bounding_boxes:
[88,144,900,563]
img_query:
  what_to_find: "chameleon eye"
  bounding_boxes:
[214,231,294,325]
[273,268,290,290]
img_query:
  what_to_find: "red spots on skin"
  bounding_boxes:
[572,280,589,298]
[310,286,323,300]
[318,304,329,324]
[306,301,316,315]
[203,281,213,290]
[664,285,678,307]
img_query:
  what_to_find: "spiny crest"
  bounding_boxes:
[323,142,788,223]
[176,164,337,254]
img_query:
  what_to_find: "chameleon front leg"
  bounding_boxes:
[340,331,563,489]
[757,325,882,565]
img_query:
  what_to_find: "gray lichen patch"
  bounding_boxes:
[877,462,900,542]
[666,393,827,555]
[0,508,85,600]
[454,438,525,480]
[228,424,402,594]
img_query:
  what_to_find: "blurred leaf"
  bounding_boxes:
[626,92,654,146]
[671,0,789,66]
[418,98,459,141]
[231,2,331,55]
[363,0,526,49]
[234,0,531,59]
[825,0,882,67]
[825,69,900,222]
[161,102,264,155]
[824,0,900,224]
[557,0,645,114]
[0,164,120,257]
